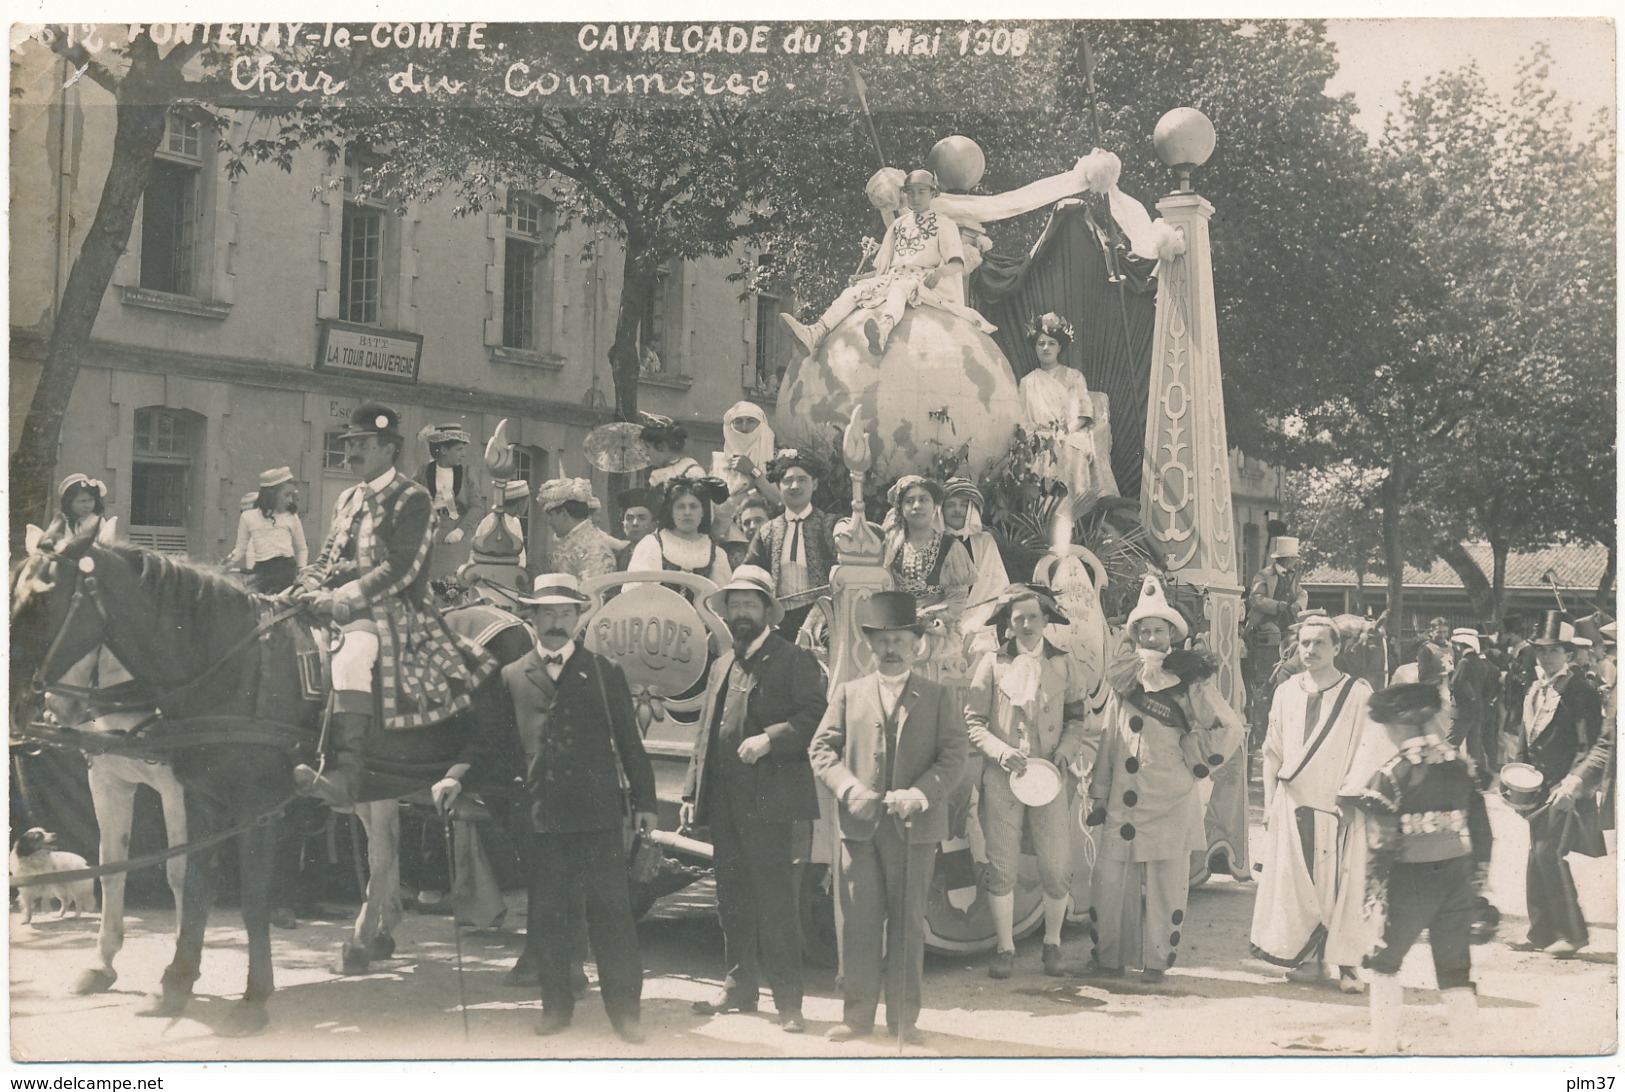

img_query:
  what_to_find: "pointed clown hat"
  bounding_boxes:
[1125,574,1188,641]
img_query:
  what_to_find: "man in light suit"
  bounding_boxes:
[682,566,827,1032]
[809,591,968,1044]
[432,573,657,1043]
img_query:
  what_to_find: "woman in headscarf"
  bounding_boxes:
[1019,313,1119,502]
[941,477,1009,644]
[711,401,781,557]
[629,477,733,595]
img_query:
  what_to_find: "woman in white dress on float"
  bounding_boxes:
[1018,312,1119,502]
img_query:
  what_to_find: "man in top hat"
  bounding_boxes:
[538,478,624,583]
[1506,612,1612,959]
[290,403,496,809]
[682,566,828,1032]
[433,573,657,1042]
[743,450,839,642]
[965,584,1096,979]
[1245,536,1308,726]
[1089,576,1246,978]
[809,591,968,1043]
[420,422,480,582]
[615,487,659,571]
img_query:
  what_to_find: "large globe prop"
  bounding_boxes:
[775,307,1022,483]
[927,135,986,192]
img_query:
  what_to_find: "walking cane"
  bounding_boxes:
[442,816,471,1042]
[897,813,913,1057]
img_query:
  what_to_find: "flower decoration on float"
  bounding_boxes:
[1026,312,1076,343]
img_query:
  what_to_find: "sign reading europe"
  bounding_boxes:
[586,581,709,697]
[316,322,424,384]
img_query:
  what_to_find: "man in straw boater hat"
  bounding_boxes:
[1505,611,1612,960]
[1086,575,1245,979]
[290,403,497,809]
[810,591,968,1045]
[965,583,1097,980]
[742,448,840,641]
[433,573,657,1043]
[419,421,480,582]
[682,566,828,1033]
[1346,682,1490,1054]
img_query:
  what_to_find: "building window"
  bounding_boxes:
[139,114,204,295]
[639,262,676,375]
[323,430,350,472]
[340,203,384,325]
[130,407,197,528]
[750,291,784,396]
[502,195,554,351]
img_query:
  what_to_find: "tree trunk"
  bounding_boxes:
[1597,537,1616,605]
[1438,539,1495,622]
[1380,460,1410,661]
[1491,539,1510,624]
[608,242,657,423]
[8,85,169,560]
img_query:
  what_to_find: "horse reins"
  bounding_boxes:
[9,791,299,889]
[33,553,307,715]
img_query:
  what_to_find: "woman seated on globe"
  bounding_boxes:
[627,476,733,597]
[781,168,995,357]
[641,418,706,490]
[1019,312,1119,501]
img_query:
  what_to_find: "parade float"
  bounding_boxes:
[554,113,1251,958]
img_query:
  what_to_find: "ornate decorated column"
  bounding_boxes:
[1140,109,1250,878]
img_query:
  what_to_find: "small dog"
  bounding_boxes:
[10,828,97,924]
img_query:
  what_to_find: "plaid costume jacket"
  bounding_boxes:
[300,471,497,730]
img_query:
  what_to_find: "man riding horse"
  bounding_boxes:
[290,403,497,809]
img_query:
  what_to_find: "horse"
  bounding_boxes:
[10,523,493,1035]
[30,650,191,996]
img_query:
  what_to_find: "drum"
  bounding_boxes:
[1500,762,1545,808]
[1010,757,1063,807]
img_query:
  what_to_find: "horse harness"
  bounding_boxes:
[25,551,319,757]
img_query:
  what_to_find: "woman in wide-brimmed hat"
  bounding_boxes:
[227,466,308,593]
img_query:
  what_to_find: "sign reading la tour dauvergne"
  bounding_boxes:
[317,321,424,384]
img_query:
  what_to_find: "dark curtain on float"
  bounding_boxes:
[970,202,1159,500]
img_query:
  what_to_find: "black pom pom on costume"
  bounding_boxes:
[1163,649,1219,684]
[1191,764,1210,779]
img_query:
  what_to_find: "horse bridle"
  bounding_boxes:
[30,548,304,718]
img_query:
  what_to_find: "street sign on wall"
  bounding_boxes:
[316,321,424,385]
